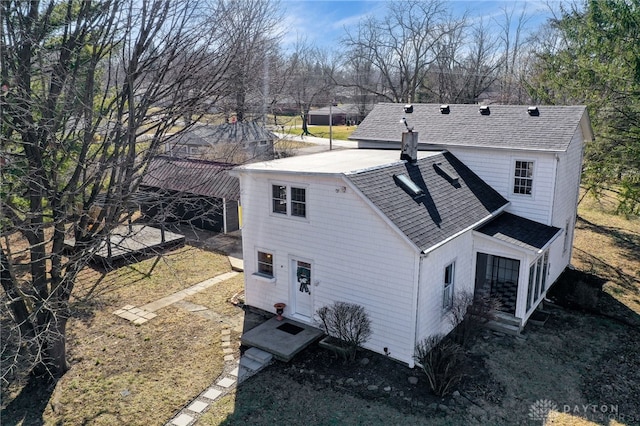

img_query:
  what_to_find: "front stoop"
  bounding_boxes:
[485,312,522,335]
[238,347,273,382]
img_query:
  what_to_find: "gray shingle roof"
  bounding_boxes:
[141,156,240,200]
[346,152,508,252]
[172,122,277,146]
[350,103,588,151]
[476,212,561,252]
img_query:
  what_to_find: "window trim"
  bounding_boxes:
[254,249,276,283]
[271,184,288,215]
[443,261,455,311]
[512,159,535,196]
[269,182,308,220]
[526,249,549,313]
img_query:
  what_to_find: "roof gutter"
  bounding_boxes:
[422,202,510,255]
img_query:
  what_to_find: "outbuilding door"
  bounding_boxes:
[291,258,313,320]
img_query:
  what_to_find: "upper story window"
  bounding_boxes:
[443,262,455,310]
[513,160,534,195]
[271,184,306,218]
[291,187,306,217]
[272,185,287,214]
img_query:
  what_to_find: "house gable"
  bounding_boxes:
[346,151,508,252]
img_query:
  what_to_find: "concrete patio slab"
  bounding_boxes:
[240,317,324,362]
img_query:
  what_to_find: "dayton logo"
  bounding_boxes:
[529,399,558,423]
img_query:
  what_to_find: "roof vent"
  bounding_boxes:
[479,105,490,115]
[394,173,424,198]
[434,162,460,185]
[527,106,540,116]
[440,104,450,114]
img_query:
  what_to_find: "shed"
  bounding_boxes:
[139,156,240,233]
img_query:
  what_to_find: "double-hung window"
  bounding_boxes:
[271,184,306,218]
[257,251,274,278]
[272,185,287,215]
[513,160,534,195]
[443,262,455,310]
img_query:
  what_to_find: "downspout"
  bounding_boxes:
[410,251,425,369]
[222,197,227,234]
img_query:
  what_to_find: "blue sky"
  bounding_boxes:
[277,0,564,51]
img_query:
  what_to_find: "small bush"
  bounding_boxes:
[449,291,501,346]
[414,334,465,396]
[316,302,372,362]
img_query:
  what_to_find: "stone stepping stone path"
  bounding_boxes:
[165,328,273,426]
[112,271,239,324]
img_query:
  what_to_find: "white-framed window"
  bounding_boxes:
[527,249,549,312]
[256,250,274,278]
[272,185,287,215]
[443,262,455,310]
[513,160,534,195]
[271,184,307,218]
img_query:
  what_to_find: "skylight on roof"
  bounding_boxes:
[394,173,424,197]
[434,162,459,183]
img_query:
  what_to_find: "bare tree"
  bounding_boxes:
[428,17,502,103]
[0,0,236,379]
[341,0,454,103]
[286,40,337,136]
[214,0,283,123]
[495,3,533,104]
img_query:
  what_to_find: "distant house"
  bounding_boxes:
[139,156,240,233]
[306,103,372,126]
[164,122,276,162]
[231,103,592,367]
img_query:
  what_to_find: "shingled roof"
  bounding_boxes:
[346,151,508,252]
[172,122,277,147]
[141,156,239,200]
[350,103,589,152]
[476,212,562,252]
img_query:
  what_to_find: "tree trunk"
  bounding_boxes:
[301,111,310,136]
[35,316,70,378]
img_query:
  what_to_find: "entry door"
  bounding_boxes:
[291,259,313,319]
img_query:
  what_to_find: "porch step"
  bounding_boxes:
[484,320,521,336]
[494,311,522,327]
[244,347,273,364]
[238,349,272,383]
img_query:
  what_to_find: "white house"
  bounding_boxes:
[231,104,593,367]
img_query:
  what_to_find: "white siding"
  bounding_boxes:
[237,172,420,366]
[416,232,475,341]
[549,128,585,279]
[447,147,557,225]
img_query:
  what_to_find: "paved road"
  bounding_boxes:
[273,132,356,153]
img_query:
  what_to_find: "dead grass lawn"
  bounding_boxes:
[2,246,233,425]
[573,189,640,314]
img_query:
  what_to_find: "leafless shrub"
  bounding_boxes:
[414,334,465,397]
[316,302,372,362]
[449,290,502,346]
